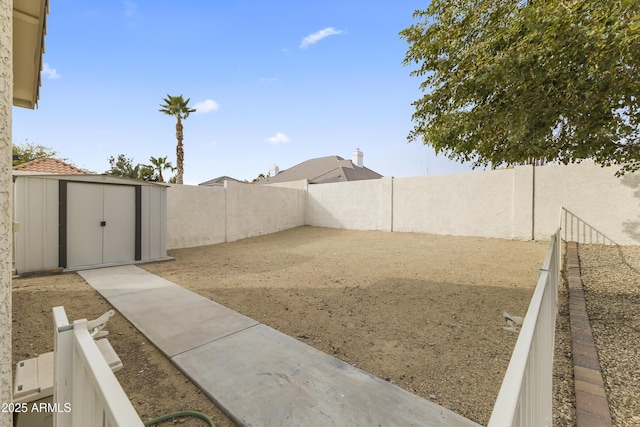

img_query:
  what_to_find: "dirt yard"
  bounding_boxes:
[13,226,549,426]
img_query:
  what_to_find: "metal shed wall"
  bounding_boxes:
[14,175,168,274]
[14,176,59,272]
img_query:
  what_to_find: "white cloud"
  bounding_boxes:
[266,132,290,144]
[194,99,220,113]
[42,63,61,79]
[300,27,344,49]
[259,77,278,83]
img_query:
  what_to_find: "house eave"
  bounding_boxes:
[13,0,48,109]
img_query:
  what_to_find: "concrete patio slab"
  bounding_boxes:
[81,265,480,427]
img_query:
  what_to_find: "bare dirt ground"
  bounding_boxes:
[13,226,549,426]
[12,273,236,427]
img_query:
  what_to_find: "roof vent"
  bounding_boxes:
[352,148,363,167]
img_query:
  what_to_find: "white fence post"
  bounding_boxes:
[53,307,144,427]
[53,306,73,427]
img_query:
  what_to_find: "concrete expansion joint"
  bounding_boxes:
[567,244,613,427]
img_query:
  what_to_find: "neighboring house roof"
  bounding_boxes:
[257,155,383,185]
[14,0,49,109]
[13,158,87,175]
[199,176,243,186]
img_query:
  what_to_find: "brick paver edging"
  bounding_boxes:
[566,242,613,426]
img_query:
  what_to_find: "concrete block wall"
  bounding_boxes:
[225,180,305,242]
[166,184,226,249]
[166,162,640,249]
[166,180,305,249]
[533,162,640,244]
[303,163,639,245]
[306,177,393,231]
[392,169,515,238]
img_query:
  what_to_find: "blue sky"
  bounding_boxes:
[13,0,479,185]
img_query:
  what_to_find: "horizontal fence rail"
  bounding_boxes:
[53,306,144,427]
[562,207,618,246]
[487,228,561,427]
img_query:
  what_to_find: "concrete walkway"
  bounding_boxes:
[79,265,480,427]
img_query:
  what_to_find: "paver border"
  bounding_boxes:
[566,242,613,426]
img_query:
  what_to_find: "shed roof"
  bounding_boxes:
[13,173,169,187]
[13,158,87,175]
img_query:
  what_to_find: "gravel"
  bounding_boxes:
[575,244,640,427]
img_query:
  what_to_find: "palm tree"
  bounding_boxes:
[159,94,196,184]
[149,155,175,183]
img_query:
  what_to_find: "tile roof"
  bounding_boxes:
[257,156,383,185]
[13,158,87,175]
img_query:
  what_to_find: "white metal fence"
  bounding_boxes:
[53,306,144,427]
[487,227,561,427]
[561,207,618,245]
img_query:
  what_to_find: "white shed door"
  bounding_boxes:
[67,183,135,268]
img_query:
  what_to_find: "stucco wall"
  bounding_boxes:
[225,180,305,242]
[1,0,12,419]
[306,177,393,231]
[303,163,639,245]
[533,162,640,245]
[166,184,226,249]
[166,181,305,249]
[167,163,640,249]
[392,169,515,238]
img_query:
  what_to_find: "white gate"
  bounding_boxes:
[53,306,144,427]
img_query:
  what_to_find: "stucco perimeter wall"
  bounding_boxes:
[392,169,515,238]
[225,180,305,242]
[306,177,393,231]
[166,184,226,249]
[533,162,640,245]
[167,163,640,248]
[304,170,516,238]
[166,181,305,248]
[303,162,639,245]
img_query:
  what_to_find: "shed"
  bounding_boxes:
[14,174,169,274]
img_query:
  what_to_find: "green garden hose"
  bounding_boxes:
[144,410,216,426]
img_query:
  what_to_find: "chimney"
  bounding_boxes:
[352,148,363,167]
[269,165,279,177]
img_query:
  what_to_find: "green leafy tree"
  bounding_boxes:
[159,94,196,184]
[12,141,61,166]
[401,0,640,175]
[252,173,267,183]
[105,154,155,181]
[149,156,175,183]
